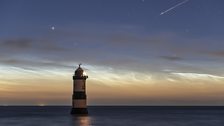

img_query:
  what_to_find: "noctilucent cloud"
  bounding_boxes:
[0,0,224,105]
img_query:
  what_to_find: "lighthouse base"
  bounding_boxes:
[71,108,88,115]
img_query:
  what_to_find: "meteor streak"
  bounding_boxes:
[160,0,189,15]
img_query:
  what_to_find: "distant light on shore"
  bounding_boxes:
[38,103,46,106]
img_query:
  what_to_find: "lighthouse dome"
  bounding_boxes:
[75,64,84,77]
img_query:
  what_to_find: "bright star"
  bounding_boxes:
[51,26,55,30]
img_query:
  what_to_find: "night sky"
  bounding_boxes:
[1,0,224,105]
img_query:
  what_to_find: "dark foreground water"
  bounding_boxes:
[0,106,224,126]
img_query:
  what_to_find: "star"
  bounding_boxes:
[51,26,55,30]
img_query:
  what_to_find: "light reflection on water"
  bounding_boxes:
[71,116,92,126]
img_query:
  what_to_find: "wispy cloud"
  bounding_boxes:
[207,51,224,57]
[171,72,224,81]
[160,55,183,61]
[0,38,65,52]
[1,38,33,49]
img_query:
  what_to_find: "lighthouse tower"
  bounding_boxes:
[71,64,88,115]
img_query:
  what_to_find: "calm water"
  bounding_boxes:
[0,106,224,126]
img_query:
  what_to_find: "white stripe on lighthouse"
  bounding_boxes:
[73,99,87,108]
[74,80,85,92]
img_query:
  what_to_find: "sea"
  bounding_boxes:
[0,106,224,126]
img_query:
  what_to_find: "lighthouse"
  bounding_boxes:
[71,64,88,115]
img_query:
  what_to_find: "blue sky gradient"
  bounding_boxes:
[0,0,224,105]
